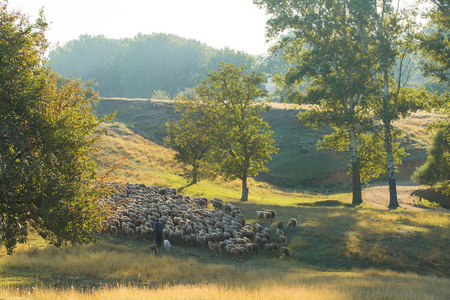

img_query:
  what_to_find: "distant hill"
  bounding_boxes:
[94,98,434,189]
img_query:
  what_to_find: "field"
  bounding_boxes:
[0,98,448,299]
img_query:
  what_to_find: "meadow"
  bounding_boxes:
[0,99,448,299]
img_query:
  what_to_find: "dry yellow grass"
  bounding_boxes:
[1,270,449,300]
[94,122,183,187]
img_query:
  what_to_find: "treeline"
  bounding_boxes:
[48,33,274,98]
[49,33,447,100]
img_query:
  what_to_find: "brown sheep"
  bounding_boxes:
[208,241,221,256]
[278,235,287,246]
[252,243,259,255]
[231,247,245,259]
[277,221,284,230]
[288,218,297,230]
[264,243,274,254]
[270,242,280,252]
[280,246,290,257]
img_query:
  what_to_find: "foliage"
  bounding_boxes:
[317,128,407,184]
[151,89,171,100]
[49,34,258,98]
[414,0,450,194]
[164,94,218,184]
[418,0,450,84]
[198,63,277,201]
[412,127,450,194]
[255,0,428,207]
[167,63,277,200]
[0,4,112,254]
[254,0,378,205]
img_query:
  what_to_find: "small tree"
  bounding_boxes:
[412,128,450,194]
[414,0,450,194]
[197,63,277,201]
[168,63,277,201]
[0,4,112,254]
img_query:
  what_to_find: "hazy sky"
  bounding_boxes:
[8,0,271,55]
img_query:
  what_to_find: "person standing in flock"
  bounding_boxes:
[154,218,163,248]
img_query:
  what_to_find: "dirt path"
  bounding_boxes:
[362,180,450,212]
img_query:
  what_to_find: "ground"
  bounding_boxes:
[362,180,450,211]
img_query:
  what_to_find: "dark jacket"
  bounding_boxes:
[154,221,163,236]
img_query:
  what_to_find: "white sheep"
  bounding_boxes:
[164,239,171,252]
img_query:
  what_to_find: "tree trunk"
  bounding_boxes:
[349,130,363,205]
[387,151,399,208]
[191,165,198,184]
[240,175,249,202]
[385,125,399,208]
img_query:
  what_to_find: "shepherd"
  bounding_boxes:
[154,218,163,248]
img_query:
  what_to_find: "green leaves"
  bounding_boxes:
[166,63,277,200]
[0,4,111,254]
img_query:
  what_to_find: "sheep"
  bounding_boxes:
[210,198,223,210]
[231,247,245,259]
[280,246,290,257]
[256,211,265,223]
[277,221,284,230]
[266,210,276,223]
[197,235,207,248]
[278,235,287,246]
[276,229,284,236]
[270,242,280,252]
[143,228,154,241]
[288,218,297,230]
[110,225,117,236]
[164,239,171,252]
[124,226,134,238]
[104,183,268,260]
[254,223,263,233]
[264,243,274,254]
[252,243,259,255]
[208,241,221,256]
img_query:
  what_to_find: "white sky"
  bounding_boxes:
[8,0,270,55]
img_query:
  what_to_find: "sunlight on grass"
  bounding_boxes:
[94,121,355,207]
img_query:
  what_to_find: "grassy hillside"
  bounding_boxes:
[94,98,435,189]
[0,106,448,299]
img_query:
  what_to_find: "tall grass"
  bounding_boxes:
[1,270,449,299]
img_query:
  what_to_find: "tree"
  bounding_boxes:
[254,0,374,205]
[197,63,277,202]
[412,128,450,194]
[419,0,450,84]
[352,0,425,208]
[168,63,277,201]
[255,0,425,208]
[0,4,112,254]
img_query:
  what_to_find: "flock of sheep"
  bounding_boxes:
[102,183,296,259]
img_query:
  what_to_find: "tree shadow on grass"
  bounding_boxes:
[297,200,352,207]
[177,181,195,193]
